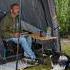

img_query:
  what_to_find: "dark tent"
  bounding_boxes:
[0,0,61,52]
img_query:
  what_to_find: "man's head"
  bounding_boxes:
[10,3,20,17]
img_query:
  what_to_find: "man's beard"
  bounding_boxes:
[12,11,19,17]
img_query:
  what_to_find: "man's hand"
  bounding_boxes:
[14,32,20,37]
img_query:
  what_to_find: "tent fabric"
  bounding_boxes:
[0,37,5,58]
[0,0,57,32]
[21,20,41,33]
[0,0,48,31]
[47,0,61,51]
[21,0,48,31]
[0,0,60,51]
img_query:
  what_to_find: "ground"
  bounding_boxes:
[61,39,70,56]
[24,39,70,70]
[0,39,70,70]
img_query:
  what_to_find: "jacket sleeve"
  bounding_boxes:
[0,18,6,38]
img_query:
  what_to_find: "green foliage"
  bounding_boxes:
[55,0,70,37]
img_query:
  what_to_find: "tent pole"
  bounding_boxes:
[16,0,21,70]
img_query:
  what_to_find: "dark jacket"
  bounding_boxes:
[0,13,19,39]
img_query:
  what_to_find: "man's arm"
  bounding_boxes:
[0,19,5,38]
[21,20,46,36]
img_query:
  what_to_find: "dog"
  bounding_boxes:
[50,52,70,70]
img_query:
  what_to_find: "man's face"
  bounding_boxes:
[11,5,20,17]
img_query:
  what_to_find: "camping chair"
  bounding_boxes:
[0,10,24,63]
[0,39,24,64]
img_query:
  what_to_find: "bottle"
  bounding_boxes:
[46,27,51,37]
[40,30,43,37]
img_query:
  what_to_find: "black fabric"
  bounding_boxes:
[0,0,60,52]
[0,10,6,22]
[3,40,23,56]
[0,0,49,32]
[0,38,5,58]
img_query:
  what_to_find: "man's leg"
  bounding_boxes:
[24,36,36,60]
[20,35,32,48]
[19,36,36,60]
[8,37,36,60]
[26,36,32,48]
[24,36,32,58]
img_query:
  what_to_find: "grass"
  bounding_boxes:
[24,56,51,70]
[61,39,70,56]
[23,39,70,70]
[62,44,70,56]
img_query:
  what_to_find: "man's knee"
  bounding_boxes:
[19,37,27,43]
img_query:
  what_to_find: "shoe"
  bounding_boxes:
[21,58,39,65]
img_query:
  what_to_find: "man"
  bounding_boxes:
[0,3,36,60]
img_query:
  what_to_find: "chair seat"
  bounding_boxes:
[3,40,23,56]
